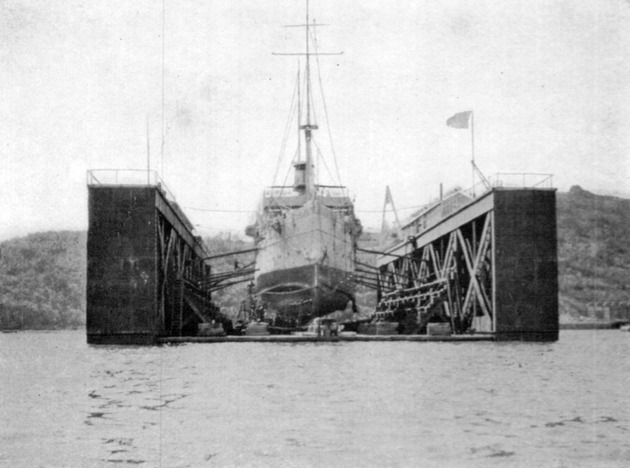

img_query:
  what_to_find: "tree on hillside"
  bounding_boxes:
[0,231,86,330]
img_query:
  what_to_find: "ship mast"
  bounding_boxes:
[273,0,342,198]
[302,0,317,199]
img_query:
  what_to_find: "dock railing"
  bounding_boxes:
[87,168,203,250]
[487,173,553,189]
[402,173,554,235]
[86,169,178,204]
[444,172,553,205]
[459,172,553,200]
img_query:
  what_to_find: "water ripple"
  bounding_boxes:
[1,330,629,467]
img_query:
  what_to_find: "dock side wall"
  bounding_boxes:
[87,186,159,344]
[493,189,558,341]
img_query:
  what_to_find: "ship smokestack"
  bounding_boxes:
[294,162,307,193]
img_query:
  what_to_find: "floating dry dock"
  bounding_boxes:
[86,170,558,345]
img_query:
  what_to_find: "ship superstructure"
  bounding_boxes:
[246,3,361,328]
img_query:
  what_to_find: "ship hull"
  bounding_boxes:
[256,263,354,327]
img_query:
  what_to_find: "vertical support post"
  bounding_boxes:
[471,112,475,197]
[146,114,151,185]
[177,278,184,336]
[161,0,166,178]
[490,211,497,333]
[472,219,477,320]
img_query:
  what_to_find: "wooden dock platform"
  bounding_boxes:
[158,334,495,344]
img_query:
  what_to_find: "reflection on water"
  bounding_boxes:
[1,330,629,467]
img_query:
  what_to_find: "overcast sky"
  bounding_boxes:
[1,0,629,240]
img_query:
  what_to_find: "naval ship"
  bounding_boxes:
[245,5,362,329]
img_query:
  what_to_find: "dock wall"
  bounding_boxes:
[493,189,558,340]
[87,186,159,344]
[86,179,218,345]
[376,187,558,341]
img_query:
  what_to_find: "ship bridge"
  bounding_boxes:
[262,185,354,212]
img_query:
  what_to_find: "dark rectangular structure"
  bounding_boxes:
[86,180,215,345]
[87,186,159,344]
[493,189,558,341]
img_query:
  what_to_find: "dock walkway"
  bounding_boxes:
[158,334,495,344]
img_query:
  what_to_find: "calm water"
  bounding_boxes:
[1,330,629,467]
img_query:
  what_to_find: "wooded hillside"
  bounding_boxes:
[0,231,86,329]
[557,186,630,319]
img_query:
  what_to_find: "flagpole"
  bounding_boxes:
[471,111,475,196]
[146,114,151,185]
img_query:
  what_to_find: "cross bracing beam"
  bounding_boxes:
[375,208,495,334]
[378,190,494,263]
[156,201,221,336]
[374,187,559,340]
